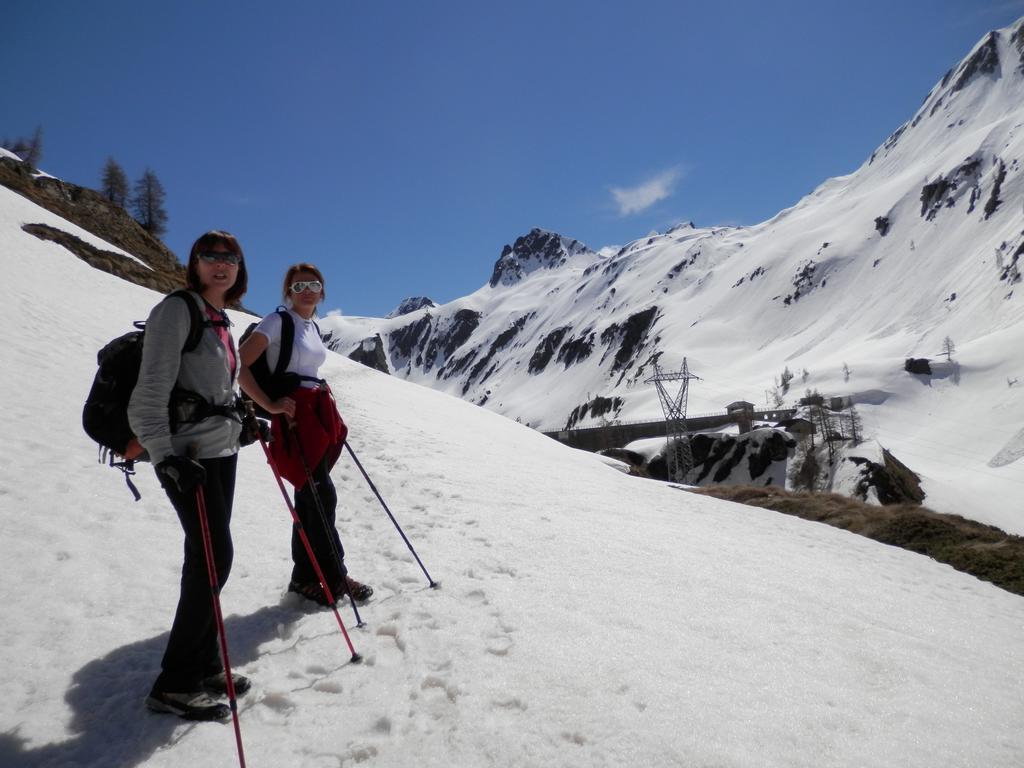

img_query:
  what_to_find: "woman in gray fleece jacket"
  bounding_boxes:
[128,230,249,722]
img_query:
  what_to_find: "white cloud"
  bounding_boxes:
[610,168,682,216]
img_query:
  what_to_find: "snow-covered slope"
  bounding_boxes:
[3,178,1024,767]
[320,18,1024,533]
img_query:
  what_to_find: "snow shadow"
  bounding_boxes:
[0,603,303,768]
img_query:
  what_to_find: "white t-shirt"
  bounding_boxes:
[253,309,327,388]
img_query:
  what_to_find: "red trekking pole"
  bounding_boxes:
[195,485,247,768]
[259,436,362,663]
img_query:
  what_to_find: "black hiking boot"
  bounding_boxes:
[145,690,231,721]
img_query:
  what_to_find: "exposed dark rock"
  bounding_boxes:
[346,334,390,374]
[2,155,186,294]
[564,395,624,430]
[1013,20,1024,73]
[782,261,817,305]
[598,447,646,470]
[951,32,999,93]
[528,326,570,374]
[423,309,482,373]
[489,228,591,287]
[919,156,983,220]
[847,449,925,505]
[22,223,183,294]
[666,249,700,279]
[387,296,437,319]
[463,315,528,389]
[442,347,479,379]
[645,430,795,484]
[1000,240,1023,283]
[984,160,1007,220]
[904,358,933,375]
[733,265,765,288]
[880,124,907,155]
[920,177,951,219]
[556,331,595,368]
[599,307,658,372]
[390,313,433,362]
[874,216,890,236]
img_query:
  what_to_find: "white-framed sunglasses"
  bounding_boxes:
[289,280,323,294]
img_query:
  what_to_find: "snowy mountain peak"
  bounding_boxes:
[488,227,595,287]
[386,296,438,319]
[872,17,1024,166]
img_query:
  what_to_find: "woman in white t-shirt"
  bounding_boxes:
[238,263,372,606]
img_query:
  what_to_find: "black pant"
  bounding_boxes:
[153,454,237,694]
[291,456,347,587]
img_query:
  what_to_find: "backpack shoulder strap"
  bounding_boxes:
[169,289,209,353]
[274,308,294,378]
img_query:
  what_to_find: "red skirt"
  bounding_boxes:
[269,385,347,489]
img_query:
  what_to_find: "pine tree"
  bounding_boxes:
[131,168,169,237]
[3,125,43,167]
[100,157,129,207]
[941,336,956,362]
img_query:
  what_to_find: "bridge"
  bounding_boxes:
[542,408,798,452]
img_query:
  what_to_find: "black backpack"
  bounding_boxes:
[239,309,322,416]
[82,290,213,499]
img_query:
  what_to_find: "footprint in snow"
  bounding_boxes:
[492,697,528,711]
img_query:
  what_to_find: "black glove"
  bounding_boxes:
[155,455,207,494]
[240,412,272,446]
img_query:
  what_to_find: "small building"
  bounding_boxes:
[776,417,816,438]
[726,400,756,434]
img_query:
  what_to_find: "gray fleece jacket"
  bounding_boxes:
[127,291,242,466]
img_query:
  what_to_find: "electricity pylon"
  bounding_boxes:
[645,358,700,483]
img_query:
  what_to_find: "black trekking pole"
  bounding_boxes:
[344,442,439,589]
[286,426,365,628]
[259,436,362,663]
[194,485,247,768]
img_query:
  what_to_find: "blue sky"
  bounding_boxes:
[5,0,1024,317]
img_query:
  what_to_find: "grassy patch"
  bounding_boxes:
[687,485,1024,597]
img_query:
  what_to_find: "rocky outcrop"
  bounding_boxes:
[904,358,933,375]
[386,296,437,319]
[428,309,482,375]
[345,334,390,374]
[528,326,570,374]
[599,307,658,372]
[951,32,1000,93]
[459,315,529,393]
[564,395,624,430]
[643,429,796,484]
[782,261,818,305]
[919,156,983,221]
[984,160,1007,219]
[847,448,925,505]
[1013,19,1024,73]
[22,223,183,294]
[390,313,433,367]
[489,228,592,287]
[556,331,595,369]
[1,156,184,287]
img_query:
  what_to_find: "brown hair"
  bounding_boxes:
[186,230,248,303]
[282,263,326,302]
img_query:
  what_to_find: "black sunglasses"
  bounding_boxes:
[197,251,242,266]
